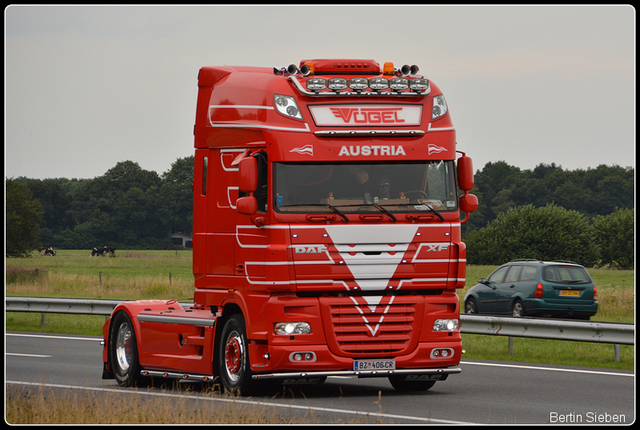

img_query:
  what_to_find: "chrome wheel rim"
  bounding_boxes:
[224,331,244,382]
[115,322,133,372]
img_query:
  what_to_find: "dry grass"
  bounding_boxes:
[5,383,389,424]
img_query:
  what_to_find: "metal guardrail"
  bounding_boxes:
[6,296,119,316]
[460,314,634,345]
[6,297,634,358]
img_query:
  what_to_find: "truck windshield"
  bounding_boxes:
[273,160,458,214]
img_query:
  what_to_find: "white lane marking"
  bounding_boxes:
[461,360,633,377]
[6,353,52,358]
[6,333,101,342]
[5,381,475,425]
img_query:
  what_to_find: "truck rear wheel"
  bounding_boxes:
[218,314,255,395]
[109,311,144,387]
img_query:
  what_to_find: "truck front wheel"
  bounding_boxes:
[109,311,144,387]
[218,314,255,395]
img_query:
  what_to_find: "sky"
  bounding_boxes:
[4,5,636,180]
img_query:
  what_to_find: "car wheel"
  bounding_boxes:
[465,298,478,315]
[109,311,145,387]
[512,300,526,317]
[218,314,256,395]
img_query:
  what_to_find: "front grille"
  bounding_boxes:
[321,296,423,357]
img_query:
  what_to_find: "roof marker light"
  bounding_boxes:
[383,62,395,75]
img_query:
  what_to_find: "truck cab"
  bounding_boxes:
[102,59,477,394]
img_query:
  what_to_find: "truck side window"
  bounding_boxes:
[255,151,268,212]
[202,156,208,196]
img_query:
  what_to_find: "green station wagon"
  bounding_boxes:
[464,259,598,320]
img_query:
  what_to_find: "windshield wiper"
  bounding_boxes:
[372,204,397,222]
[325,204,349,222]
[424,204,445,222]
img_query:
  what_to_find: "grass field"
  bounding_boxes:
[6,251,635,370]
[5,250,635,423]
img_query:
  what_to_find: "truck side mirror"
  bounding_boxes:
[237,196,257,215]
[457,155,474,192]
[459,192,478,224]
[459,193,478,214]
[238,157,258,193]
[237,156,259,218]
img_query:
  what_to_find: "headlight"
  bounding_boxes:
[306,78,326,91]
[274,94,303,120]
[274,322,311,335]
[349,77,369,90]
[328,78,348,90]
[389,77,409,90]
[432,94,448,119]
[409,78,430,92]
[433,319,459,331]
[369,77,389,90]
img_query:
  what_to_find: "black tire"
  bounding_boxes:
[388,375,436,392]
[465,297,478,315]
[109,311,144,387]
[218,314,255,395]
[512,299,526,317]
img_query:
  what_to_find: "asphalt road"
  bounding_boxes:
[6,331,635,424]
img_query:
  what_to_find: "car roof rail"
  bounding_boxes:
[509,258,541,263]
[552,260,580,265]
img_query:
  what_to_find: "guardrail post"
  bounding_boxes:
[508,336,514,355]
[614,344,620,363]
[41,313,46,328]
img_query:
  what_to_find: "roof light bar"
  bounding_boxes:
[281,60,430,97]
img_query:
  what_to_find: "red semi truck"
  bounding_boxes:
[101,59,478,394]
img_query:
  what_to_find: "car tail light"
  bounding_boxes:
[534,283,543,298]
[593,286,598,301]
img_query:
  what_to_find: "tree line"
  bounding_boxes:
[6,158,634,267]
[461,161,634,268]
[7,157,193,255]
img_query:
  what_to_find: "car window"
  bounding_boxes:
[543,265,592,284]
[521,265,538,281]
[488,266,509,283]
[505,265,522,283]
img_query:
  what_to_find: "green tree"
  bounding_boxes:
[6,179,43,256]
[464,204,597,266]
[593,208,634,268]
[159,156,194,236]
[463,161,521,231]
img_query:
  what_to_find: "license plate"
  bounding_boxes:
[559,290,580,296]
[353,359,396,371]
